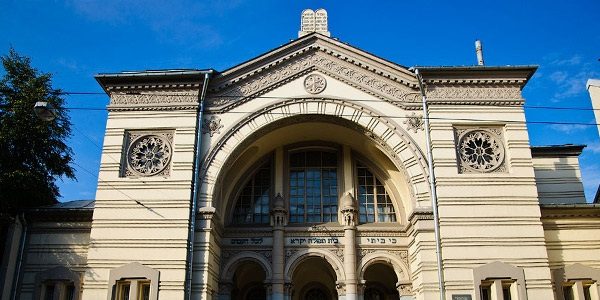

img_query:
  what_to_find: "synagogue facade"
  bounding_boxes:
[2,9,600,300]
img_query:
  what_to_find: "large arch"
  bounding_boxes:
[357,251,410,282]
[284,248,346,282]
[220,251,273,282]
[200,97,430,217]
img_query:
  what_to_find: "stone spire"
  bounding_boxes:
[299,9,331,38]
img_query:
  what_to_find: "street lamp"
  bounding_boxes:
[33,101,56,121]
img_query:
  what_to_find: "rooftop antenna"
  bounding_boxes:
[475,39,485,65]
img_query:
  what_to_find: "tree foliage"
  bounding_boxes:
[0,49,75,218]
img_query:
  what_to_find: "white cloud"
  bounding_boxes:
[551,55,582,66]
[588,142,600,154]
[549,123,590,134]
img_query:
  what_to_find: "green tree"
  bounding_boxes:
[0,49,75,219]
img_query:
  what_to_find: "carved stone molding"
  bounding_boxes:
[357,249,409,266]
[454,127,506,173]
[122,131,174,177]
[202,116,224,137]
[403,112,424,133]
[109,90,199,111]
[304,73,327,94]
[426,85,523,102]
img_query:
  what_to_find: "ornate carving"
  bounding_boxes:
[403,112,424,133]
[304,74,327,94]
[334,248,344,262]
[110,90,198,109]
[397,283,413,296]
[426,85,522,100]
[285,249,299,260]
[455,127,506,173]
[202,116,224,137]
[206,51,420,111]
[123,131,173,177]
[335,281,346,295]
[256,250,273,263]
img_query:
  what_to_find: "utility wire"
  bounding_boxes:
[49,91,600,112]
[63,107,600,126]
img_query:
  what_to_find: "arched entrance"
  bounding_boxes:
[230,261,267,300]
[363,263,399,300]
[291,257,337,300]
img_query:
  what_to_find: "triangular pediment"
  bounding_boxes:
[205,33,421,112]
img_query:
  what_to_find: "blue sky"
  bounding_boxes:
[1,0,599,201]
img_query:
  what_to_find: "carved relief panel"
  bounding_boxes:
[454,127,507,174]
[121,130,174,177]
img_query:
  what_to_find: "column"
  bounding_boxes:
[271,200,286,300]
[271,147,287,300]
[340,193,358,300]
[341,146,358,300]
[357,281,366,300]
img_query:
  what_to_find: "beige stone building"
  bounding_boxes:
[2,9,600,300]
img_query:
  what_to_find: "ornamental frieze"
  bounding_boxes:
[426,85,522,101]
[206,51,420,111]
[109,90,199,110]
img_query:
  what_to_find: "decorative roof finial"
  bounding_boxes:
[299,9,331,38]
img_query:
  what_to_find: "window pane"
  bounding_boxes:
[502,286,512,300]
[117,281,131,300]
[289,150,338,223]
[44,284,55,300]
[480,285,491,300]
[138,282,151,300]
[64,284,75,300]
[356,164,397,223]
[233,161,272,224]
[563,285,574,300]
[584,284,592,300]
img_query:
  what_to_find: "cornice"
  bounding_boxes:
[540,204,600,219]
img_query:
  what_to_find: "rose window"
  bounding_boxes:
[127,135,172,176]
[458,130,504,172]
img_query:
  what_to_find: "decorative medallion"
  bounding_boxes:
[456,128,505,173]
[303,74,327,94]
[202,116,224,137]
[126,133,173,177]
[403,113,424,133]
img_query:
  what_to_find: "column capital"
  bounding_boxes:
[396,281,413,296]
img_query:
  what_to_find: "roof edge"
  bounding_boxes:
[531,144,586,157]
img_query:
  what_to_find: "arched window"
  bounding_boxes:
[289,150,338,223]
[232,161,272,224]
[356,163,396,223]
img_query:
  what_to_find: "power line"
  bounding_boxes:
[52,91,600,112]
[63,107,600,126]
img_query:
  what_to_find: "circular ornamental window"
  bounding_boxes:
[458,129,505,173]
[127,135,172,176]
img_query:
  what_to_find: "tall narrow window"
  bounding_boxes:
[356,164,396,223]
[289,150,338,223]
[232,161,271,224]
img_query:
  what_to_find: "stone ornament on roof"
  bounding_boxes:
[299,9,330,37]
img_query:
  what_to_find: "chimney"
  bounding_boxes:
[475,39,484,66]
